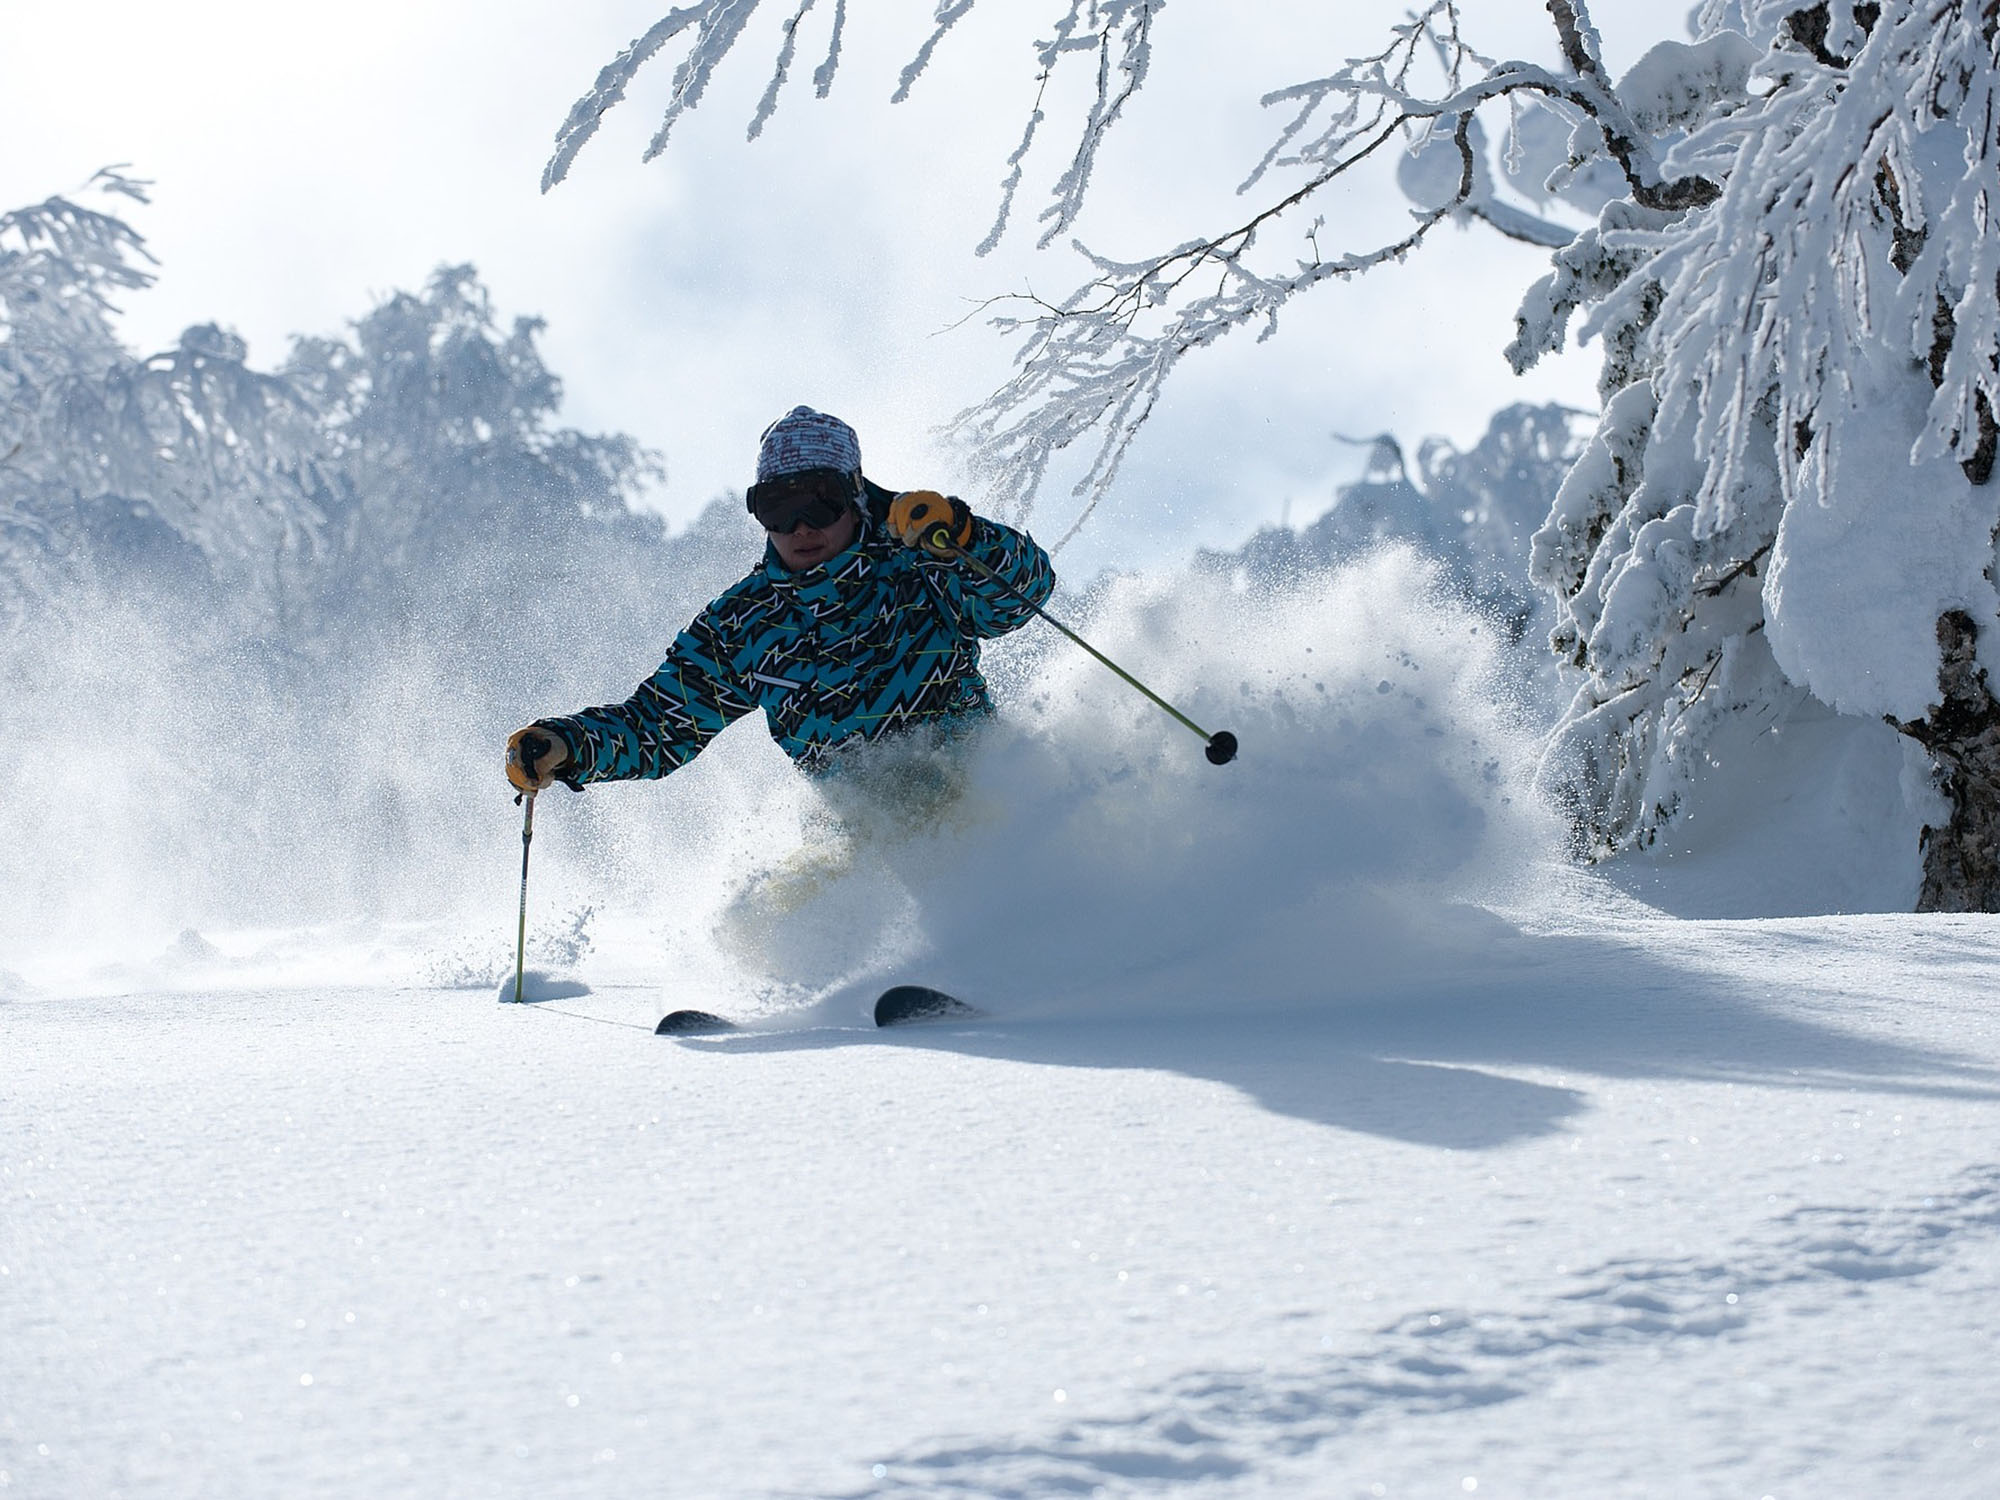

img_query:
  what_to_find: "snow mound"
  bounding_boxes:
[1597,698,1940,918]
[497,969,593,1004]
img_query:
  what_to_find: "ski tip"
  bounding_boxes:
[655,1009,737,1036]
[874,985,983,1028]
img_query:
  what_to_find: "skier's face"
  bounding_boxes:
[767,503,860,571]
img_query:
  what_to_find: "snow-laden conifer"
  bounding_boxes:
[0,172,321,628]
[0,180,696,692]
[1517,1,2000,904]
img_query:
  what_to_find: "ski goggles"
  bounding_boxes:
[745,468,860,533]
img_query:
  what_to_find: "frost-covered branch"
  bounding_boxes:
[1022,1,1160,249]
[543,0,1162,254]
[957,109,1481,544]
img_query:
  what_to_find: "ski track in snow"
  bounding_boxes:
[837,1164,2000,1498]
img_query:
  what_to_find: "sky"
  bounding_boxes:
[2,0,1676,574]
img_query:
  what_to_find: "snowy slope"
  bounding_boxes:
[5,551,1996,1498]
[7,908,1999,1499]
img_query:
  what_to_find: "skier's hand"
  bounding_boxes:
[506,725,570,793]
[887,490,972,557]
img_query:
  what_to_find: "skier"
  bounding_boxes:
[504,405,1055,800]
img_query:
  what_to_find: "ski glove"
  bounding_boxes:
[887,490,973,557]
[506,724,571,793]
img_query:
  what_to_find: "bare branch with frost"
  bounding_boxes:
[542,5,723,192]
[957,109,1481,544]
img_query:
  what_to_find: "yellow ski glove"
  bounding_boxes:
[887,490,973,557]
[505,725,571,793]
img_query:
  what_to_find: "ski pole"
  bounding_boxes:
[926,526,1238,765]
[512,788,535,1004]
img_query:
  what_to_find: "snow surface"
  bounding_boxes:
[6,552,1998,1497]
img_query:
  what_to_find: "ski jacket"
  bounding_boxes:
[541,482,1054,783]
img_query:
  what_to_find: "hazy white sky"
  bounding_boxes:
[3,0,1676,572]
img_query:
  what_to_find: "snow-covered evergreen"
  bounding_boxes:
[1199,402,1591,666]
[1517,1,2000,903]
[0,173,321,631]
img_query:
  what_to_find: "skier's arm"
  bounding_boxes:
[532,617,756,786]
[928,512,1055,639]
[886,491,1055,639]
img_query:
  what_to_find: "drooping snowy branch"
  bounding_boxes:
[544,0,1160,255]
[957,105,1483,545]
[548,0,1710,542]
[545,1,976,188]
[542,5,723,192]
[1023,1,1160,250]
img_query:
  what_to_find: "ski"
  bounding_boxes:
[654,987,983,1035]
[654,1009,737,1035]
[872,986,983,1027]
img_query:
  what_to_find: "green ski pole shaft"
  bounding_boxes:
[513,791,535,1003]
[927,527,1237,765]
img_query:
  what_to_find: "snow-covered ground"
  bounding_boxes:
[9,907,1998,1499]
[6,555,1998,1498]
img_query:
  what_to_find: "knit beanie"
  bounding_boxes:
[755,406,862,483]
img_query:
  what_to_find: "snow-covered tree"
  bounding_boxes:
[550,0,2000,909]
[281,263,668,662]
[1203,402,1590,651]
[0,172,320,630]
[1517,1,2000,907]
[0,180,686,683]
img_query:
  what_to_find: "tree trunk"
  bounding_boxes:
[1898,610,2000,911]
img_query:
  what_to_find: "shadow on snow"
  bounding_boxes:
[674,917,2000,1152]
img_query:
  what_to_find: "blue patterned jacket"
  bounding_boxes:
[541,483,1055,783]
